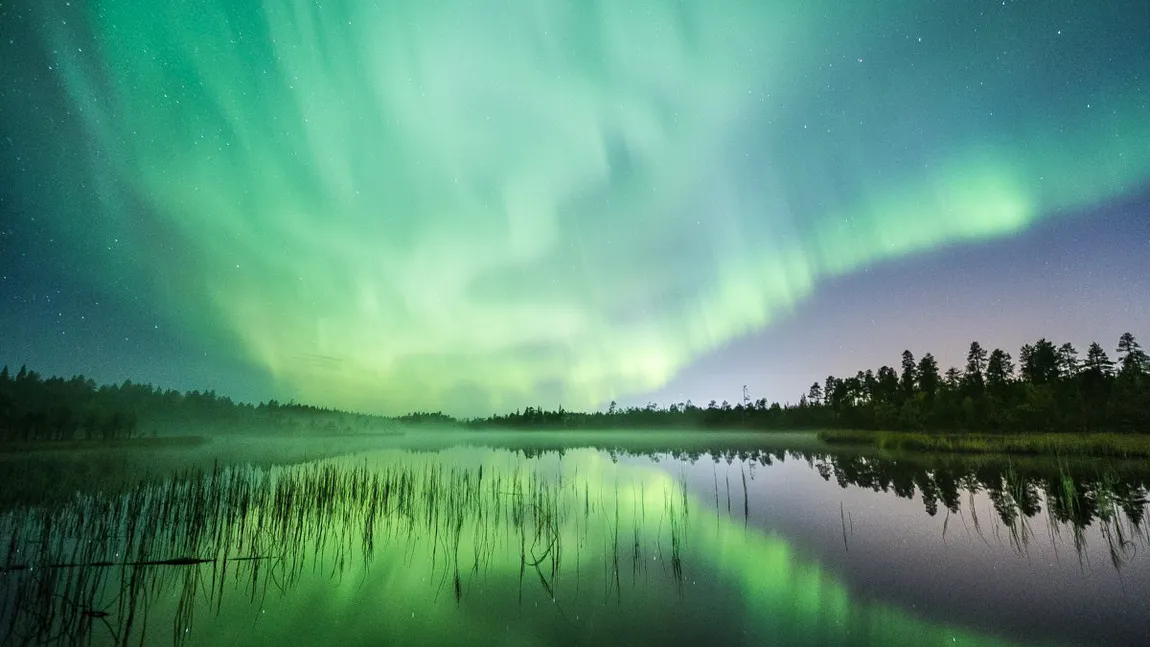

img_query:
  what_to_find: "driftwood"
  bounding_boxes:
[0,554,274,573]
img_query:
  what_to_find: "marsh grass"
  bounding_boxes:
[818,429,1150,458]
[0,454,690,646]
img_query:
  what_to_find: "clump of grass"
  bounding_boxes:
[818,430,1150,458]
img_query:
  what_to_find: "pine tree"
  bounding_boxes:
[963,342,988,394]
[900,350,917,398]
[986,349,1015,394]
[1021,339,1059,384]
[1057,343,1080,378]
[807,382,823,406]
[1117,332,1148,375]
[944,367,963,390]
[1084,342,1115,377]
[917,354,941,398]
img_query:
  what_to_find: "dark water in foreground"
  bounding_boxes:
[1,434,1148,646]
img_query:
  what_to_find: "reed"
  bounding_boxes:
[818,429,1150,458]
[0,451,692,646]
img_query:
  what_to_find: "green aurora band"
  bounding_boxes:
[39,0,1150,413]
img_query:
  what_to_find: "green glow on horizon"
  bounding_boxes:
[42,0,1150,413]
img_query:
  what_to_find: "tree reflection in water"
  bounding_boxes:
[1,447,1147,646]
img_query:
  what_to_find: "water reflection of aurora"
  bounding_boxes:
[2,449,1057,646]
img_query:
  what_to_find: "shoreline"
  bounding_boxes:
[818,429,1150,458]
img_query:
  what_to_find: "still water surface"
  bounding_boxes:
[2,434,1148,646]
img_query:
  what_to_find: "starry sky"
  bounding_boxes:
[1,0,1148,416]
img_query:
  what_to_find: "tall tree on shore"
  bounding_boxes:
[1113,333,1150,428]
[917,353,941,398]
[986,349,1015,396]
[963,342,988,395]
[1021,338,1060,384]
[807,382,823,407]
[1117,332,1148,376]
[944,367,963,390]
[1057,343,1080,378]
[1084,342,1116,377]
[876,366,899,404]
[900,350,917,399]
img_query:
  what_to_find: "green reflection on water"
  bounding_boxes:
[2,448,1058,646]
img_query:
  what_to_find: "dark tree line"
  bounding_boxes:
[0,366,139,441]
[0,366,398,442]
[465,332,1150,433]
[813,332,1149,432]
[4,331,1146,442]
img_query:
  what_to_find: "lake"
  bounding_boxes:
[1,431,1148,646]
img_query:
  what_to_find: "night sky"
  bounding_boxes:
[1,0,1148,416]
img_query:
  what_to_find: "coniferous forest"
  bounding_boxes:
[0,366,396,442]
[467,332,1150,433]
[1,332,1147,443]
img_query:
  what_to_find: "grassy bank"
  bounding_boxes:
[817,429,1150,458]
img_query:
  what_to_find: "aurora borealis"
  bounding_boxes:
[2,0,1148,414]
